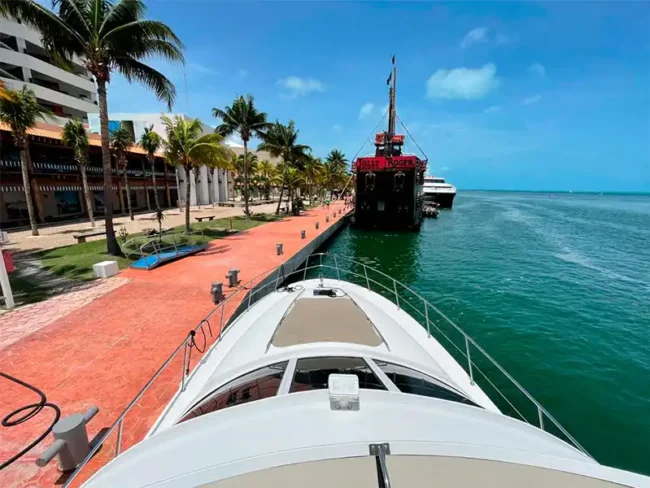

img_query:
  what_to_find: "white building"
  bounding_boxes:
[0,18,98,123]
[87,112,233,205]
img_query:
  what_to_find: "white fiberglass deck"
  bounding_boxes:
[79,275,650,488]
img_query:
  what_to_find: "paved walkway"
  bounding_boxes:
[0,202,348,488]
[4,201,279,253]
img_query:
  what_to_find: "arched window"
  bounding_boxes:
[394,171,405,190]
[365,172,376,191]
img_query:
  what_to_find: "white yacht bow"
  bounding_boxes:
[68,254,650,488]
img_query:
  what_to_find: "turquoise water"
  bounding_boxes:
[322,191,650,475]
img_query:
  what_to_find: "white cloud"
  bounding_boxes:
[332,124,342,132]
[522,94,542,105]
[277,76,325,98]
[460,27,488,48]
[528,63,546,77]
[426,63,500,100]
[359,102,375,119]
[237,69,249,78]
[484,105,502,113]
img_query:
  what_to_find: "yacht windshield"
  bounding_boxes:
[374,360,480,407]
[179,361,288,423]
[290,357,386,392]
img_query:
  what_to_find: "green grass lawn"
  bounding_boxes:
[32,214,282,282]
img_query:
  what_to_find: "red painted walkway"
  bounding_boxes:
[0,202,347,488]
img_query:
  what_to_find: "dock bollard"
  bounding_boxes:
[301,230,306,239]
[225,269,240,287]
[315,222,320,230]
[326,216,330,223]
[36,406,99,471]
[211,282,224,304]
[276,243,283,255]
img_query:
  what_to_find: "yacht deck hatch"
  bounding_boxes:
[271,297,384,347]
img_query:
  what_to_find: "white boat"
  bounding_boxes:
[67,254,649,488]
[423,176,457,208]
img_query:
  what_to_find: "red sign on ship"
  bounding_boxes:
[355,156,421,171]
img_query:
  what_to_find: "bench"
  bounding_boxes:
[73,230,104,243]
[195,216,215,222]
[217,202,235,207]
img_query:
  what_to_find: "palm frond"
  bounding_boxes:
[61,117,88,149]
[115,56,176,110]
[139,125,161,154]
[213,94,269,142]
[0,86,52,135]
[98,0,145,36]
[102,19,183,48]
[110,126,134,151]
[55,0,92,38]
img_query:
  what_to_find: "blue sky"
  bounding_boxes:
[106,1,650,192]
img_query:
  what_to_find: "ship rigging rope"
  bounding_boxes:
[350,110,388,163]
[0,371,61,470]
[397,114,428,161]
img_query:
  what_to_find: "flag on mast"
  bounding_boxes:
[386,72,392,85]
[392,54,395,65]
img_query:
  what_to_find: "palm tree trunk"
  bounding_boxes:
[193,167,201,209]
[184,164,191,234]
[175,167,181,209]
[117,180,125,214]
[150,155,160,210]
[18,144,38,236]
[243,140,250,218]
[80,163,95,228]
[122,159,134,221]
[275,163,287,215]
[308,180,312,206]
[209,168,214,205]
[97,79,119,254]
[141,159,150,211]
[163,162,171,207]
[23,147,44,224]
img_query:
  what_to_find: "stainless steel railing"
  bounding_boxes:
[63,252,590,487]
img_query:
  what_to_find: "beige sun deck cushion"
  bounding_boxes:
[205,455,626,488]
[271,297,383,347]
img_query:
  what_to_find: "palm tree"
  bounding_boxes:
[284,167,305,215]
[155,207,165,235]
[303,155,323,205]
[322,160,346,199]
[257,121,310,215]
[111,127,135,221]
[233,153,259,200]
[326,149,348,174]
[257,159,274,200]
[139,125,162,210]
[0,0,185,254]
[0,86,49,235]
[213,95,269,217]
[62,118,95,228]
[162,115,232,234]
